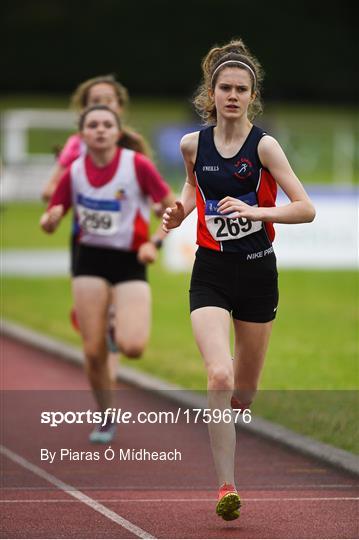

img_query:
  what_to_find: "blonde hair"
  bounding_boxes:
[72,75,151,157]
[193,38,264,124]
[71,74,129,111]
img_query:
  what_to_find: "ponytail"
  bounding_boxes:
[118,127,152,158]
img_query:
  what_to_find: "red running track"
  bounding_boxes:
[1,335,358,539]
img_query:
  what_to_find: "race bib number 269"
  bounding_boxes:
[204,196,262,241]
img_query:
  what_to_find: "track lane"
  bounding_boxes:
[1,335,358,539]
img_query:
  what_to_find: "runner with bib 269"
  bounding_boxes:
[163,38,315,522]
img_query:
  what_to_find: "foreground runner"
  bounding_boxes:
[163,38,315,520]
[41,104,174,443]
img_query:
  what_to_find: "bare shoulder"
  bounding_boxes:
[180,131,200,159]
[258,134,280,153]
[258,134,285,166]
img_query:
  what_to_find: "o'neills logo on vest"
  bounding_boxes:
[234,158,253,179]
[202,165,219,171]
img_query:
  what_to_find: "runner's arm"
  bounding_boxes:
[40,170,72,233]
[162,132,198,231]
[218,136,316,223]
[256,135,315,223]
[41,164,66,203]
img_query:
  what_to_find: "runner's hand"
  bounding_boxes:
[40,205,64,233]
[217,197,261,221]
[137,241,158,264]
[162,201,185,232]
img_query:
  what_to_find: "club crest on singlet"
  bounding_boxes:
[77,194,121,236]
[204,191,262,242]
[115,188,127,200]
[234,158,253,180]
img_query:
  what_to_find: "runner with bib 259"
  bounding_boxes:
[163,38,315,522]
[41,104,175,445]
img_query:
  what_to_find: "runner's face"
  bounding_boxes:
[213,68,253,121]
[81,110,120,150]
[87,83,122,114]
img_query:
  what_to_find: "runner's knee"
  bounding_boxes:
[118,340,145,359]
[207,366,233,391]
[84,341,106,368]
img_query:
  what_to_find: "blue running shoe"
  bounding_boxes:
[89,422,116,444]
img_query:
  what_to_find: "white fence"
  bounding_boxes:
[1,109,76,201]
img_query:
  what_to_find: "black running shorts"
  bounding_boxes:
[70,233,78,275]
[189,247,279,323]
[73,244,147,285]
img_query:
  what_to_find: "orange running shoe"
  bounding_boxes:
[216,483,241,521]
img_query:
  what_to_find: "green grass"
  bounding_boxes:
[264,104,359,184]
[1,202,72,249]
[2,269,358,453]
[1,96,358,184]
[253,390,358,453]
[2,201,358,452]
[2,269,357,391]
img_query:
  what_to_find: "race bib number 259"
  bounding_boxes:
[77,195,120,236]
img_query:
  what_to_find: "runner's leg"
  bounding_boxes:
[232,320,274,407]
[72,276,111,411]
[191,306,235,486]
[112,280,151,358]
[106,296,120,381]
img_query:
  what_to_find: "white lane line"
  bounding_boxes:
[0,445,155,539]
[2,483,357,490]
[1,497,359,503]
